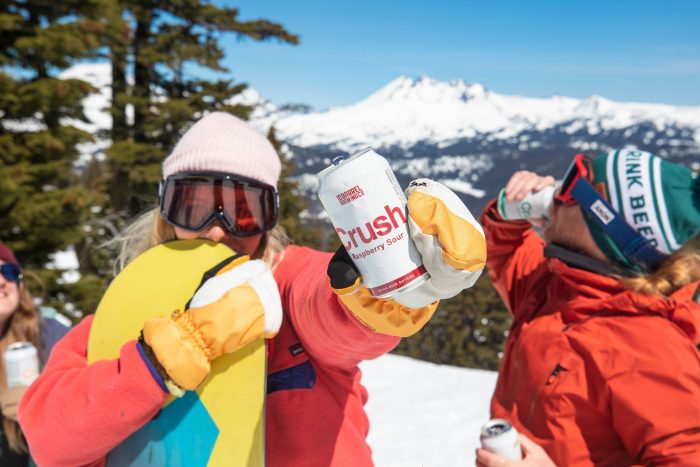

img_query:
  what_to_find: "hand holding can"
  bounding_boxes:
[317,148,428,298]
[497,185,556,221]
[498,170,558,221]
[480,419,523,460]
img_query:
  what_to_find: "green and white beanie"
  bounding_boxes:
[584,149,700,271]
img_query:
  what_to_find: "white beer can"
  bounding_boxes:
[4,341,39,388]
[497,185,556,220]
[480,418,522,460]
[317,147,428,298]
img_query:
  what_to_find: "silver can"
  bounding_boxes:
[4,341,39,389]
[497,185,556,220]
[480,419,522,460]
[317,147,428,298]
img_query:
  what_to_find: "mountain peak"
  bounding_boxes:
[362,75,488,106]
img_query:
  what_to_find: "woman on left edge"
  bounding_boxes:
[0,242,69,466]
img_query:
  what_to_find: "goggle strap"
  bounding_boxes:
[570,178,668,269]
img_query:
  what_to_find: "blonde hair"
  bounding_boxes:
[619,239,700,296]
[114,208,291,273]
[0,279,41,454]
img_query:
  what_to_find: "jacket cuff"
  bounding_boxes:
[136,342,168,394]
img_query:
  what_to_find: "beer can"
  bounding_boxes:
[317,147,428,298]
[4,341,39,388]
[480,419,522,460]
[497,185,556,220]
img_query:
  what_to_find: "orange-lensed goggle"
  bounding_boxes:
[159,172,278,236]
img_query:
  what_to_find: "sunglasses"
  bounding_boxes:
[0,263,22,282]
[554,153,594,206]
[159,172,279,236]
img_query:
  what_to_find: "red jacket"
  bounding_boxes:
[19,246,399,467]
[481,200,700,466]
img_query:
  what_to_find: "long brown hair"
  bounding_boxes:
[0,277,41,454]
[619,238,700,296]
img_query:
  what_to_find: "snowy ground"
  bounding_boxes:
[360,354,498,466]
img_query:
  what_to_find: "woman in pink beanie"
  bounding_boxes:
[18,112,487,466]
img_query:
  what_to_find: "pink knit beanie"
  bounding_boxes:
[162,112,281,188]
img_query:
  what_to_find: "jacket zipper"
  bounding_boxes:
[525,363,565,425]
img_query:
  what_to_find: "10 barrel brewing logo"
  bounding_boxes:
[336,185,365,205]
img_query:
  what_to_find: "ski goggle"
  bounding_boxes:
[159,172,279,236]
[552,153,667,269]
[554,153,594,205]
[0,263,22,283]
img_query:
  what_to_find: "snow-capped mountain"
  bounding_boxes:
[257,75,700,215]
[58,64,700,215]
[271,75,700,153]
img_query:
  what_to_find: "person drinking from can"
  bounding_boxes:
[476,150,700,466]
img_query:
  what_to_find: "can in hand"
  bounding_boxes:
[497,185,556,221]
[317,147,428,298]
[480,418,522,460]
[4,341,39,389]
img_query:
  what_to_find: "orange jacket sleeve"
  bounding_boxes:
[480,199,552,322]
[18,315,168,467]
[274,246,400,370]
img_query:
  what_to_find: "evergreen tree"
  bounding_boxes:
[2,2,299,317]
[74,2,300,313]
[0,0,109,312]
[106,2,299,218]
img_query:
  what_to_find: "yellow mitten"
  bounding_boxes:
[327,247,439,338]
[143,255,282,391]
[327,178,486,337]
[395,178,486,308]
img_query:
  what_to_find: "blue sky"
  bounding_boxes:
[214,0,700,110]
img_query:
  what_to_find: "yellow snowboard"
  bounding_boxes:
[87,240,265,466]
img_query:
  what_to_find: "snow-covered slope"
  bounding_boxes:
[271,75,700,153]
[361,354,497,466]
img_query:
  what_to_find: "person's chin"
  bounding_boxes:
[220,238,246,255]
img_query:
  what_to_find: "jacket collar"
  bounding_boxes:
[545,246,700,344]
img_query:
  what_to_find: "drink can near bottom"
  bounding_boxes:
[4,341,39,389]
[480,419,522,460]
[317,147,428,298]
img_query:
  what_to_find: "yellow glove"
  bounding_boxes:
[327,178,486,337]
[0,385,27,421]
[142,254,282,392]
[327,247,439,338]
[395,178,486,308]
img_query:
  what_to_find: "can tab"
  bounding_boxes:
[331,155,349,165]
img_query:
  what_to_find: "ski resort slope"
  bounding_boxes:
[361,354,498,466]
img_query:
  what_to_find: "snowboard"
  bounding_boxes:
[87,239,265,466]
